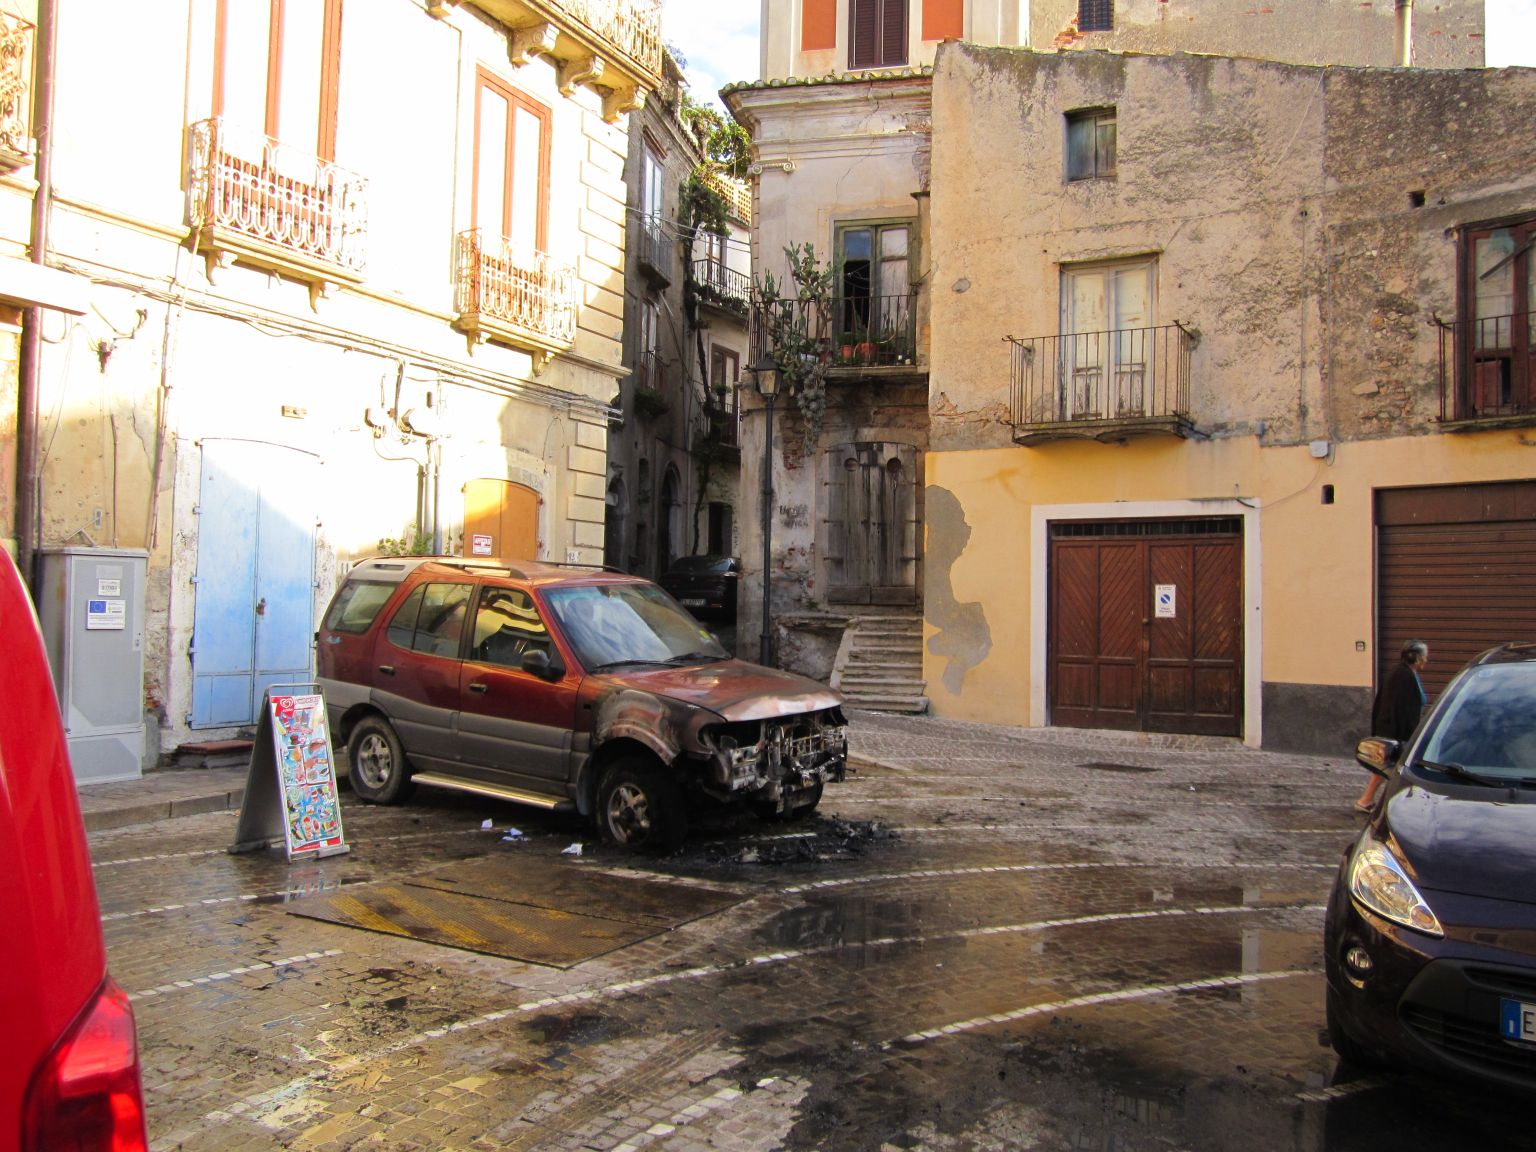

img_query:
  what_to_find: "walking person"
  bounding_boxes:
[1354,639,1430,813]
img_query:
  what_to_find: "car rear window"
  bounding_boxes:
[323,581,396,634]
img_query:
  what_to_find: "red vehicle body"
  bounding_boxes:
[0,548,147,1150]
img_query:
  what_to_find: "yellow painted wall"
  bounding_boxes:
[924,428,1536,726]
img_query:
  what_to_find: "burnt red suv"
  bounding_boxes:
[317,557,848,851]
[0,548,149,1151]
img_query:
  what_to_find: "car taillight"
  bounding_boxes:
[22,977,148,1152]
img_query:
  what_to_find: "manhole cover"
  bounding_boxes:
[288,857,745,967]
[1078,762,1159,773]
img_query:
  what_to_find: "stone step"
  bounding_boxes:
[846,653,922,668]
[840,674,927,692]
[840,693,930,713]
[853,621,922,635]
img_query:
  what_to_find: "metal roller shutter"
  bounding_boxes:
[1376,481,1536,699]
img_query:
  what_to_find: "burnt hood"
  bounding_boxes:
[599,659,844,721]
[1385,778,1536,904]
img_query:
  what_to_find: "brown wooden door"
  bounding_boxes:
[1050,522,1242,736]
[824,442,920,605]
[463,479,538,561]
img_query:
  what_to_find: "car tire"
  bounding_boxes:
[347,716,414,805]
[597,758,686,853]
[1325,984,1379,1069]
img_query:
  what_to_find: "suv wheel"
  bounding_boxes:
[348,716,414,804]
[598,759,686,853]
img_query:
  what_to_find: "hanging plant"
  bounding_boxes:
[754,243,835,450]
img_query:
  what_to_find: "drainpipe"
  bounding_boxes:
[16,0,56,588]
[1395,0,1413,67]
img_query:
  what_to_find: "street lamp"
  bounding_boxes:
[749,352,780,666]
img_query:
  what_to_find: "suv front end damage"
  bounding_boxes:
[703,709,849,800]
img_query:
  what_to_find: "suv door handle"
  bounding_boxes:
[377,664,395,675]
[468,682,489,694]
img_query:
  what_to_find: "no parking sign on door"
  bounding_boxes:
[1155,584,1177,619]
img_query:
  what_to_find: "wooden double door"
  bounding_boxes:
[1049,520,1242,736]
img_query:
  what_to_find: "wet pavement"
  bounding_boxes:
[87,711,1536,1151]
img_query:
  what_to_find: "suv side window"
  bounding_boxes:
[385,582,473,658]
[470,586,553,668]
[323,580,395,634]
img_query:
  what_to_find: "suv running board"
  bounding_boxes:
[411,773,575,811]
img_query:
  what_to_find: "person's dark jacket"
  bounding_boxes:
[1371,659,1425,742]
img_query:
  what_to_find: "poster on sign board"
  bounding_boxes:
[230,686,349,860]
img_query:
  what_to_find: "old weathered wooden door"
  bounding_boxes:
[463,479,538,561]
[824,442,920,605]
[1049,519,1242,736]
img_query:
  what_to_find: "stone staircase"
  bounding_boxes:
[831,612,928,714]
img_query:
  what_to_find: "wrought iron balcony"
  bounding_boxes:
[187,118,367,295]
[453,228,577,366]
[829,293,916,368]
[1008,323,1195,445]
[429,0,661,121]
[638,217,672,285]
[1436,310,1536,427]
[0,12,33,170]
[691,258,750,314]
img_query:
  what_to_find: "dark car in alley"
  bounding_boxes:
[1324,643,1536,1092]
[0,548,149,1151]
[317,557,846,851]
[659,554,740,622]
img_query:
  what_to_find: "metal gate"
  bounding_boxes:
[1377,481,1536,699]
[190,440,318,728]
[1049,519,1242,736]
[824,442,920,605]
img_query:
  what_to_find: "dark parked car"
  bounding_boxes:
[1324,642,1536,1091]
[317,557,847,851]
[0,548,148,1151]
[659,554,740,622]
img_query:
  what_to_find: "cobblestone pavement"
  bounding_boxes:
[90,711,1536,1151]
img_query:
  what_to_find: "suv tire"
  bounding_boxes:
[598,758,686,853]
[348,716,415,804]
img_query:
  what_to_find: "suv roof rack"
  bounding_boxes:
[348,555,631,582]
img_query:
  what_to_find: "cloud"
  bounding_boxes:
[661,0,761,105]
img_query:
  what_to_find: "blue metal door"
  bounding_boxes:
[190,440,318,728]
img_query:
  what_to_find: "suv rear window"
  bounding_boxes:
[323,580,396,634]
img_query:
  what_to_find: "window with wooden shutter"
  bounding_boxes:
[849,0,907,70]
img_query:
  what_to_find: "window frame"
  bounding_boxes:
[834,218,914,341]
[212,0,344,160]
[849,0,907,70]
[471,68,553,252]
[1457,214,1536,417]
[1065,106,1117,182]
[1078,0,1114,33]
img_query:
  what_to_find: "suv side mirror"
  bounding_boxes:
[1355,737,1400,777]
[521,648,563,681]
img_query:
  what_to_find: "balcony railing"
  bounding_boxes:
[454,228,577,354]
[188,119,367,281]
[691,258,750,313]
[1437,310,1536,424]
[1008,323,1194,444]
[830,293,916,367]
[550,0,661,75]
[0,12,33,167]
[638,217,672,285]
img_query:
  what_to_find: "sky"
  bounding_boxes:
[660,0,1536,106]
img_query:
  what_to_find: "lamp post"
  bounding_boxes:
[749,353,780,666]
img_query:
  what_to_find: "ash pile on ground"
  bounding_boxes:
[699,816,900,866]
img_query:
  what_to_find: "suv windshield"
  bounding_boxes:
[545,583,728,670]
[1420,663,1536,778]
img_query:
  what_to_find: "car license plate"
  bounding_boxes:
[1500,999,1536,1042]
[681,598,705,607]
